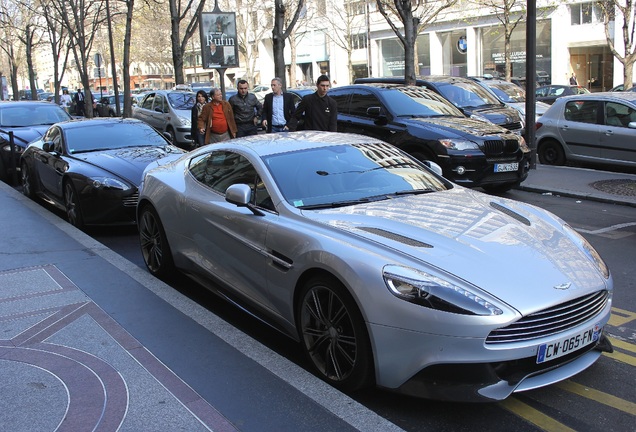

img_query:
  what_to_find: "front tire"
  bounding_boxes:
[297,275,373,392]
[138,204,175,278]
[538,139,566,165]
[21,162,35,199]
[64,181,85,229]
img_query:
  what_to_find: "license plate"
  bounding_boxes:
[494,162,519,173]
[536,324,602,364]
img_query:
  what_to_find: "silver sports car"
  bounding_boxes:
[137,131,613,402]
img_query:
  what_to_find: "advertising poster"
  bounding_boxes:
[199,12,239,69]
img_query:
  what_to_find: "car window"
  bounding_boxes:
[167,92,196,110]
[328,90,350,114]
[536,87,548,97]
[564,100,599,124]
[189,151,274,210]
[489,83,525,103]
[550,87,564,96]
[153,94,166,112]
[436,81,499,108]
[604,101,636,127]
[141,94,155,110]
[43,126,63,152]
[0,104,71,127]
[350,89,382,117]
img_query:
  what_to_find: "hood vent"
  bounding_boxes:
[359,227,433,248]
[490,202,531,226]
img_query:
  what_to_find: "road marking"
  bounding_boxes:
[610,307,636,327]
[555,381,636,415]
[603,337,636,366]
[576,222,636,235]
[500,397,576,432]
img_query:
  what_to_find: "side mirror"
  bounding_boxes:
[422,160,444,177]
[225,184,264,216]
[42,141,55,152]
[367,106,388,126]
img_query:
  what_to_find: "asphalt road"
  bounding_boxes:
[86,189,636,432]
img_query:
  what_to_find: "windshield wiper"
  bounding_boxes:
[298,195,389,210]
[391,189,434,196]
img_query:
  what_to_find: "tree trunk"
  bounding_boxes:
[272,3,287,88]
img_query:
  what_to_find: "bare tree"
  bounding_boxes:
[48,0,107,117]
[167,0,207,85]
[38,0,72,105]
[376,0,457,85]
[272,0,306,88]
[599,0,636,90]
[231,0,272,86]
[0,0,23,100]
[322,0,368,84]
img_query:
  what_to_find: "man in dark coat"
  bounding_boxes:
[288,75,337,132]
[261,78,295,133]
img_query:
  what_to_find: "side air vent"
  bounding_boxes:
[359,227,433,248]
[490,202,531,226]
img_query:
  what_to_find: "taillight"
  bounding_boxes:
[535,121,543,130]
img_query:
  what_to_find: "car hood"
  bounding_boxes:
[1,125,49,147]
[404,116,511,137]
[506,101,551,116]
[74,146,184,185]
[467,105,521,124]
[303,187,606,313]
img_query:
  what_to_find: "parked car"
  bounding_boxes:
[252,84,272,102]
[94,94,125,117]
[355,76,525,134]
[609,83,636,92]
[535,92,636,168]
[137,131,613,402]
[536,85,590,105]
[0,101,72,183]
[328,83,531,192]
[132,89,196,149]
[469,76,552,122]
[20,118,185,229]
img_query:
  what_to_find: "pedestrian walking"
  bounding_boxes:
[191,90,209,148]
[288,75,337,132]
[261,77,295,133]
[59,89,72,113]
[198,88,237,144]
[228,80,262,138]
[74,88,85,116]
[570,73,578,85]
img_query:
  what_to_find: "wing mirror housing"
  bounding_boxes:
[225,184,264,216]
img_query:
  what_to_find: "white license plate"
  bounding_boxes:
[494,162,519,173]
[536,323,602,364]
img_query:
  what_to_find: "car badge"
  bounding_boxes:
[553,282,572,290]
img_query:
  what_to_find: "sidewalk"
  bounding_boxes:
[518,163,636,207]
[0,181,402,432]
[0,164,635,431]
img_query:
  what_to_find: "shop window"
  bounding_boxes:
[570,2,603,25]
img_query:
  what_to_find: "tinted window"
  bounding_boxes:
[0,104,71,127]
[329,90,350,114]
[65,122,171,153]
[350,90,382,117]
[436,81,500,108]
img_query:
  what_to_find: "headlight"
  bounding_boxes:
[89,176,131,191]
[439,139,480,151]
[178,116,191,127]
[563,225,610,279]
[518,136,530,152]
[383,265,503,316]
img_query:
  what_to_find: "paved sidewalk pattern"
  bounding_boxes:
[0,264,238,432]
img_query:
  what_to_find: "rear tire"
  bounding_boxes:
[21,162,35,199]
[297,275,373,392]
[538,139,566,165]
[138,204,175,279]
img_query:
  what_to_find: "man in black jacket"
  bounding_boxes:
[289,75,337,132]
[261,78,295,133]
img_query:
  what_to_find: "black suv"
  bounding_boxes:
[328,84,531,192]
[354,76,524,134]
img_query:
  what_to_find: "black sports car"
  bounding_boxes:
[20,118,185,229]
[0,101,72,184]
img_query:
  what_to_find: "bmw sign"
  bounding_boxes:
[457,36,467,54]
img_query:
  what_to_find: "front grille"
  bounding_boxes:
[502,121,523,131]
[482,139,519,156]
[122,191,139,207]
[486,290,609,344]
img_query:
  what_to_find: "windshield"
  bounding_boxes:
[168,92,196,110]
[264,141,449,209]
[385,88,464,118]
[437,81,501,109]
[66,121,174,153]
[0,104,71,127]
[487,83,526,103]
